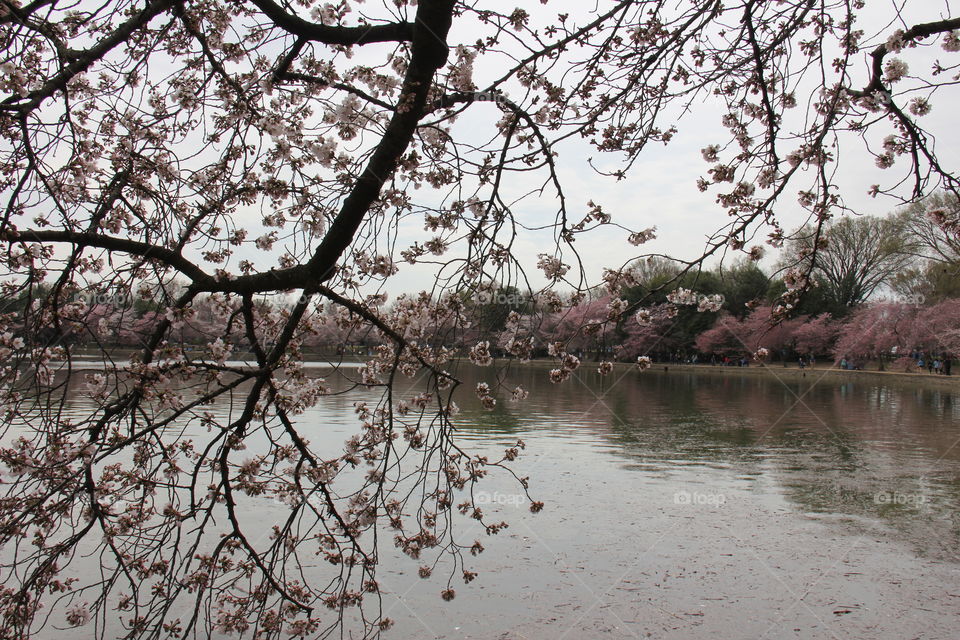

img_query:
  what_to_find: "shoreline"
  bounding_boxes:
[508,357,959,391]
[590,359,960,391]
[69,349,960,391]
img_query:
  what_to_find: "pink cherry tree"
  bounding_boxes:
[3,1,960,638]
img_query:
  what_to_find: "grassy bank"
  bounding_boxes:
[601,360,960,391]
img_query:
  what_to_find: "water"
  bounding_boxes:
[370,364,960,639]
[12,362,960,638]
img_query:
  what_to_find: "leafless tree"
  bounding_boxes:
[896,192,960,264]
[787,215,916,309]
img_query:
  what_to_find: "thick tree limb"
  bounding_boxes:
[850,16,960,97]
[249,0,413,45]
[301,0,455,284]
[6,229,213,284]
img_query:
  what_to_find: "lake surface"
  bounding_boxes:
[30,362,960,638]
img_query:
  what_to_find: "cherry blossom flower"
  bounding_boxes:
[628,228,658,245]
[883,58,908,83]
[701,145,720,162]
[66,604,91,627]
[469,341,493,366]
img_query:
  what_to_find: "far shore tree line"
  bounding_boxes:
[3,195,959,372]
[552,192,960,371]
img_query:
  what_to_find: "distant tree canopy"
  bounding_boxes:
[891,192,960,302]
[783,216,914,313]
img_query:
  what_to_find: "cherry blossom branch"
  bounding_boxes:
[247,0,414,45]
[1,0,182,113]
[4,230,213,284]
[849,17,960,98]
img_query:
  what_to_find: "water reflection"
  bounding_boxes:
[47,361,960,561]
[31,361,960,637]
[445,363,960,563]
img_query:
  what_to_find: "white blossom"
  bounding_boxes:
[883,58,908,83]
[536,254,569,281]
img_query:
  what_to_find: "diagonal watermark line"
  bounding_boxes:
[739,530,865,640]
[709,313,871,446]
[748,368,840,443]
[900,312,960,467]
[494,338,667,486]
[516,515,683,640]
[711,515,865,640]
[377,571,444,639]
[458,306,955,639]
[438,355,680,639]
[479,315,722,638]
[554,312,884,638]
[559,311,691,432]
[757,364,845,434]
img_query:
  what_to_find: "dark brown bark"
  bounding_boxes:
[248,0,414,45]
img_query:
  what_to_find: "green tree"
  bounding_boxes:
[715,260,770,319]
[623,265,723,355]
[765,275,839,316]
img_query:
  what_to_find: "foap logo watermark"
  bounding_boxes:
[673,489,726,507]
[876,293,926,306]
[474,490,525,507]
[473,290,527,306]
[874,491,928,506]
[75,291,132,308]
[472,90,511,108]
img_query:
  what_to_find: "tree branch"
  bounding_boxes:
[6,229,213,284]
[249,0,413,45]
[301,0,455,284]
[1,0,182,112]
[850,16,960,97]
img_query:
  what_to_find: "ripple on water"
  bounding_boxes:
[11,363,960,639]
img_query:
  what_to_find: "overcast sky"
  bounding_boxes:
[125,0,959,300]
[373,0,960,296]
